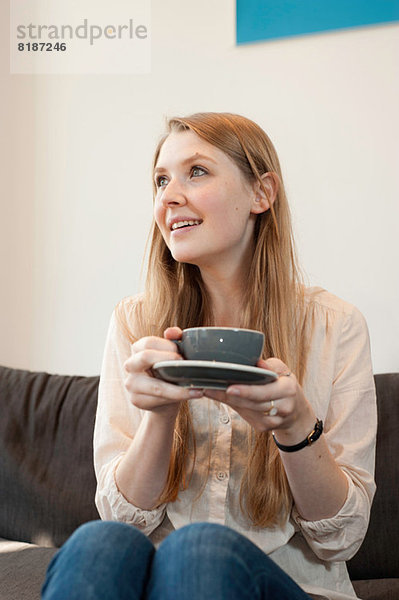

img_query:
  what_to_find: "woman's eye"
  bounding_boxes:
[191,166,206,177]
[156,175,168,188]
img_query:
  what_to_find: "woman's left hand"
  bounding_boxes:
[204,357,316,434]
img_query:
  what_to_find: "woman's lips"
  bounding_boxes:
[170,222,201,235]
[170,218,203,231]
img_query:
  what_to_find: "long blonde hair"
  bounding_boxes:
[118,112,312,526]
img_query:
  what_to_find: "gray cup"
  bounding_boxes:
[175,327,264,366]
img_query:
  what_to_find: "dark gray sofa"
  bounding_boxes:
[0,365,398,599]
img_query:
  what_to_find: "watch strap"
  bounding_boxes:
[272,419,323,453]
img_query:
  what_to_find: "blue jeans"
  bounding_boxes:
[42,521,311,600]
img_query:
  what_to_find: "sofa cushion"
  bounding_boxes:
[0,366,100,547]
[0,539,57,600]
[347,373,399,581]
[352,578,399,600]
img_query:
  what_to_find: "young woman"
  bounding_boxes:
[42,113,377,600]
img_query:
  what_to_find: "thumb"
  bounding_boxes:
[163,326,183,340]
[258,357,291,376]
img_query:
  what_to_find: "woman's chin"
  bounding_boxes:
[173,254,200,266]
[170,248,201,265]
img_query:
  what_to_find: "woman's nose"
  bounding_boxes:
[160,178,187,206]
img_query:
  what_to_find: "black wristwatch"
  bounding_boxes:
[272,419,323,453]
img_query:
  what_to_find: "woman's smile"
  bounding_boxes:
[171,222,202,236]
[169,217,203,233]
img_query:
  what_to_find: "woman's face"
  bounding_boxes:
[153,130,266,272]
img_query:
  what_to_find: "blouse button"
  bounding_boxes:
[216,471,227,481]
[220,414,230,424]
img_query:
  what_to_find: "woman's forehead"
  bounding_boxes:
[155,129,231,170]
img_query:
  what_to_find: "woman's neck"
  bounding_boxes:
[199,265,247,327]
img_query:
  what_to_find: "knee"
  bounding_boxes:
[43,521,155,599]
[165,522,230,546]
[152,524,279,600]
[57,520,153,564]
[158,523,279,574]
[158,523,247,565]
[164,522,242,547]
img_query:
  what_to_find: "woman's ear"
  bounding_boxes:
[250,172,279,215]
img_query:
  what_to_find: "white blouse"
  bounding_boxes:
[94,287,377,600]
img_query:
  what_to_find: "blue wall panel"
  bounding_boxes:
[237,0,399,44]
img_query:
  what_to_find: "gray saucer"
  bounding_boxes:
[152,360,278,390]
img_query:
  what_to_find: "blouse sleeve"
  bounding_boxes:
[93,305,167,535]
[292,302,377,562]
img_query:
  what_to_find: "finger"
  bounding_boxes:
[125,347,182,374]
[125,372,203,404]
[226,379,296,404]
[132,335,181,354]
[257,357,291,377]
[225,371,298,412]
[225,379,277,403]
[232,406,284,433]
[225,393,278,416]
[163,327,184,356]
[164,327,183,340]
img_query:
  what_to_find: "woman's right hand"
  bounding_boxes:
[123,326,203,416]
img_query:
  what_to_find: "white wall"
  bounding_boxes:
[1,1,398,375]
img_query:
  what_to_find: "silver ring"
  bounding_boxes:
[282,371,291,377]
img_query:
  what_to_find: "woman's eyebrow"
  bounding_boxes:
[154,153,217,174]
